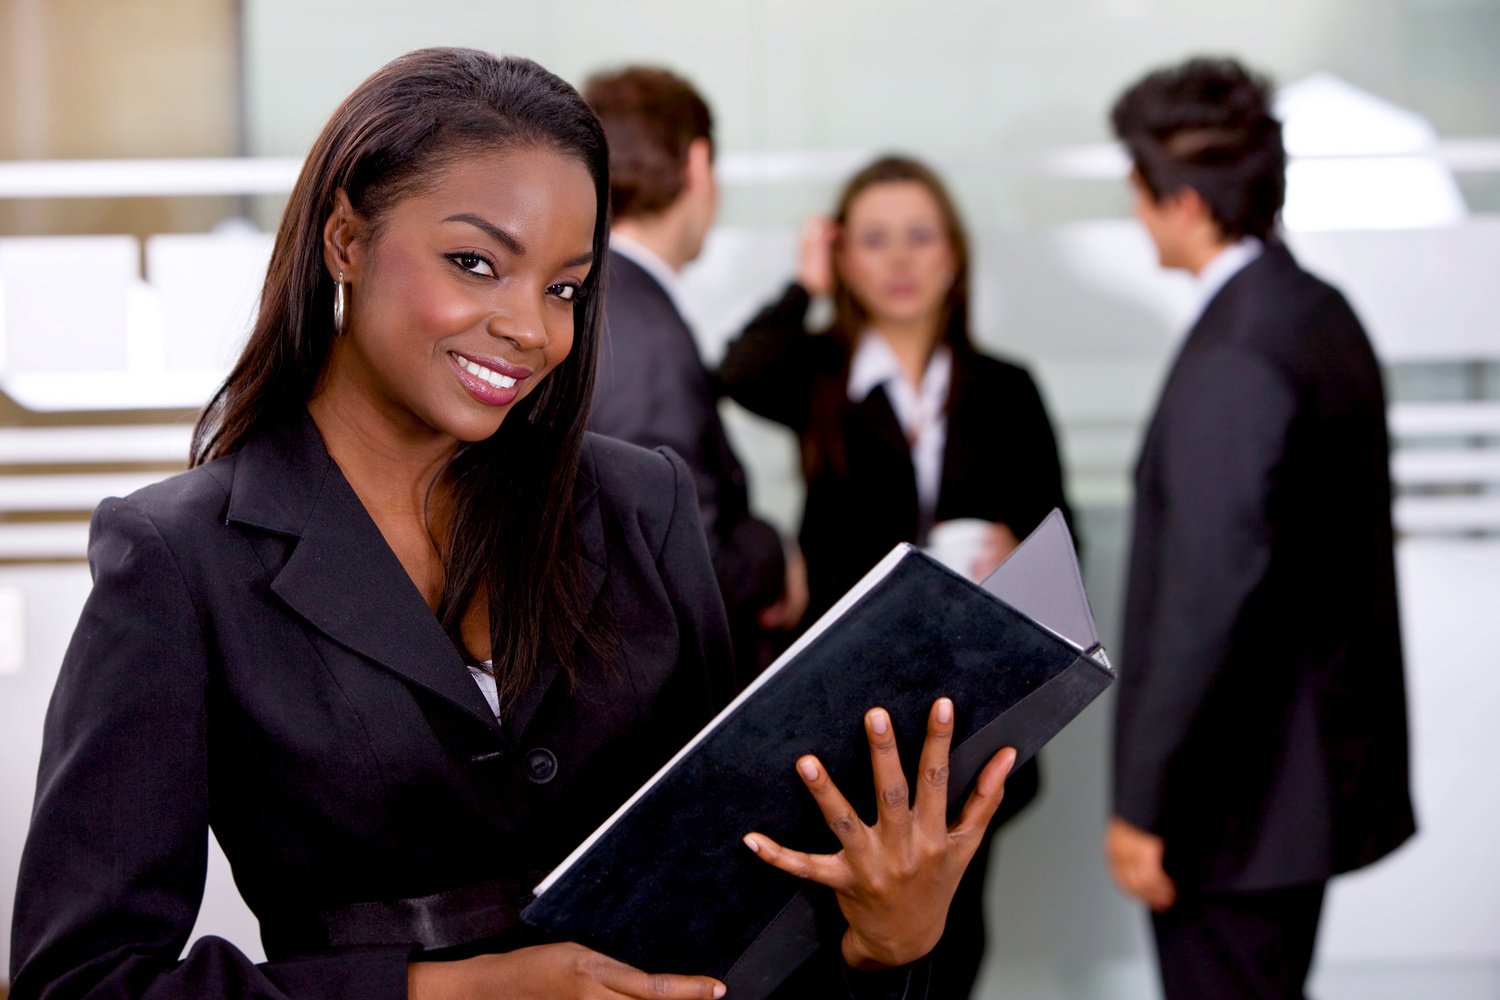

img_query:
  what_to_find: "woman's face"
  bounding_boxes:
[835,180,957,335]
[322,144,596,448]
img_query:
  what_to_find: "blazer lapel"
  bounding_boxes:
[935,362,976,517]
[854,386,922,538]
[228,414,501,733]
[852,385,915,481]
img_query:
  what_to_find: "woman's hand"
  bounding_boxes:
[796,216,839,297]
[742,698,1016,970]
[408,942,725,1000]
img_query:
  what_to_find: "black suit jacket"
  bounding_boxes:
[717,283,1074,623]
[10,413,738,998]
[1113,244,1416,892]
[592,250,785,683]
[11,412,930,1000]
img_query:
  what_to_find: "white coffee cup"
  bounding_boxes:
[924,518,994,580]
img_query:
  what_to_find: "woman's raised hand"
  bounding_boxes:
[796,216,839,298]
[408,942,725,1000]
[742,698,1016,970]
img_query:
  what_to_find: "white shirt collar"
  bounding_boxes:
[610,234,686,313]
[847,332,951,407]
[1191,237,1263,323]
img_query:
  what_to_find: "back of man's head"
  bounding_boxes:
[583,67,713,221]
[1110,56,1286,243]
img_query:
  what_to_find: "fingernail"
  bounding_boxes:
[798,757,820,781]
[714,984,727,999]
[742,834,760,854]
[870,709,889,735]
[936,698,953,724]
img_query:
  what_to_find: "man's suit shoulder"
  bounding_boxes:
[604,253,689,343]
[1208,247,1365,357]
[597,253,706,407]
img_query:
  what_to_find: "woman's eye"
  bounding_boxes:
[548,283,580,302]
[449,252,495,277]
[856,231,886,251]
[908,226,940,248]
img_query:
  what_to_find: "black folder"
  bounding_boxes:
[522,510,1113,998]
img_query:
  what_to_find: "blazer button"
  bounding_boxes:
[525,748,558,784]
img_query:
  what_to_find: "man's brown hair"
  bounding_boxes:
[583,66,712,220]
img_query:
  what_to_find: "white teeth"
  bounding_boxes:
[455,354,518,390]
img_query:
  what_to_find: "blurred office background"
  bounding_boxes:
[2,0,1498,996]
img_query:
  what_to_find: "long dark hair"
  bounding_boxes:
[191,48,614,710]
[807,155,975,478]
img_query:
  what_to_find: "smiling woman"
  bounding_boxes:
[315,153,594,445]
[306,147,598,651]
[184,51,618,714]
[321,151,591,431]
[8,48,1015,1000]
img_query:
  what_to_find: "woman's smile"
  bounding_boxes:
[315,144,596,450]
[447,350,533,405]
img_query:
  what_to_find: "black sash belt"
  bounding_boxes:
[264,872,545,957]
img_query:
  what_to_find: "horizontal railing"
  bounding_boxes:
[2,139,1499,199]
[2,399,1493,562]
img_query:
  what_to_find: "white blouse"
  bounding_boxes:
[467,661,501,722]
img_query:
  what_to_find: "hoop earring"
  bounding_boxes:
[333,272,347,335]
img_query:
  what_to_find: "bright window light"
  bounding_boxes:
[1276,72,1468,230]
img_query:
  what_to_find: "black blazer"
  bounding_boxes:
[592,250,785,683]
[717,283,1074,623]
[7,414,732,998]
[1113,244,1416,892]
[716,284,1071,832]
[11,412,931,1000]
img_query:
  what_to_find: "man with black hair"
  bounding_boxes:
[583,68,803,690]
[1105,57,1415,999]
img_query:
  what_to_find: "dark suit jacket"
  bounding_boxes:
[592,250,785,684]
[716,284,1071,831]
[1113,244,1416,892]
[10,412,929,1000]
[717,283,1074,624]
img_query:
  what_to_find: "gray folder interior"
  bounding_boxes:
[979,508,1101,655]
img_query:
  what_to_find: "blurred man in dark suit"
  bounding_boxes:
[584,68,803,687]
[1105,57,1416,1000]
